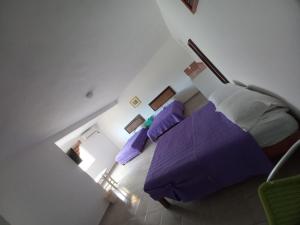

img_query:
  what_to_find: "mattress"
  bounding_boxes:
[144,102,272,201]
[147,100,184,142]
[249,109,298,147]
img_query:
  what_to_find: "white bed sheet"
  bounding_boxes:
[249,109,298,147]
[209,84,298,148]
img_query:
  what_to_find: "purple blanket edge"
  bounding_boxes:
[115,128,149,165]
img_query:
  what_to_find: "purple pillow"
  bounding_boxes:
[147,101,184,142]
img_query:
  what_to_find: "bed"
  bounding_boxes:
[115,128,148,165]
[144,84,299,205]
[147,100,184,142]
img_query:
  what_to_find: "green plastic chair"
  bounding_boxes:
[258,140,300,225]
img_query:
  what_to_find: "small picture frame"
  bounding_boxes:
[129,96,141,108]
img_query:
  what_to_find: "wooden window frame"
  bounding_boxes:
[187,39,229,84]
[124,114,145,134]
[149,86,176,111]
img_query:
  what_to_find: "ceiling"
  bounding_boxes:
[0,0,170,160]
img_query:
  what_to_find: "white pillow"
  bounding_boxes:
[208,83,244,106]
[216,88,287,131]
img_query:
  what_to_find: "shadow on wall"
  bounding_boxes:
[0,215,10,225]
[174,86,199,103]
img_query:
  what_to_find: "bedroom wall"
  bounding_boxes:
[0,103,115,225]
[97,37,199,148]
[157,0,300,116]
[192,68,225,98]
[0,142,109,225]
[80,132,119,180]
[55,122,119,181]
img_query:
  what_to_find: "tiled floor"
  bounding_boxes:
[99,94,300,225]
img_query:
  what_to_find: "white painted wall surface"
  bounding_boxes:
[55,122,119,181]
[81,133,119,180]
[0,104,115,225]
[98,38,198,148]
[0,142,108,225]
[192,68,224,98]
[157,0,300,115]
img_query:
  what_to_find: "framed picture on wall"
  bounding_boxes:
[124,114,145,134]
[148,86,176,111]
[129,96,142,108]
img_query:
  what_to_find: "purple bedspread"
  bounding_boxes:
[144,102,272,201]
[147,100,184,142]
[115,128,148,165]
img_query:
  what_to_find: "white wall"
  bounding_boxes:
[0,142,108,225]
[81,133,119,180]
[192,68,224,98]
[97,37,198,148]
[157,0,300,115]
[0,103,116,225]
[55,121,119,181]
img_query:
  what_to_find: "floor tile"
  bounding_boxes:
[146,198,164,213]
[145,210,162,225]
[245,194,267,224]
[161,209,181,225]
[135,197,148,218]
[126,217,146,225]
